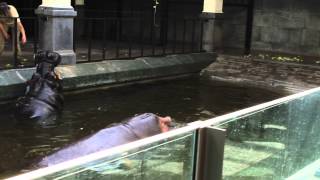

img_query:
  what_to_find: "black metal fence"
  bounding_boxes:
[75,16,207,62]
[0,15,211,70]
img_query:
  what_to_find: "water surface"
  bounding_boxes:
[0,76,284,178]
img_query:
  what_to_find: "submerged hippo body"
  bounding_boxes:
[15,51,63,124]
[39,113,171,167]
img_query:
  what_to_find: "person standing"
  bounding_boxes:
[0,2,27,57]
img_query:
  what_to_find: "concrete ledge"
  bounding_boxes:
[0,53,216,100]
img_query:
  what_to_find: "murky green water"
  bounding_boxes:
[0,76,283,178]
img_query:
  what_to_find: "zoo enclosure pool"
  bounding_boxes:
[7,84,320,179]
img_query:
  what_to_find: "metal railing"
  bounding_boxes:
[75,16,207,62]
[0,15,212,70]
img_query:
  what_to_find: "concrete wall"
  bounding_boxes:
[0,53,216,101]
[214,6,247,50]
[217,0,320,56]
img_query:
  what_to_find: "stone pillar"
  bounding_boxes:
[201,0,223,52]
[35,0,77,64]
[201,13,216,52]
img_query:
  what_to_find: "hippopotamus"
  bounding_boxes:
[38,113,171,167]
[15,51,63,124]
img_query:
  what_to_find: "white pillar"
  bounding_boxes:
[203,0,223,13]
[41,0,72,8]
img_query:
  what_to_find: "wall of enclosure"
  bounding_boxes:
[218,0,320,56]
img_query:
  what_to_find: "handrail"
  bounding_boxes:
[7,86,320,180]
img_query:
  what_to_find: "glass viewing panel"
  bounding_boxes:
[34,132,196,180]
[216,90,320,180]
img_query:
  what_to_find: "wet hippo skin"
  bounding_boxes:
[39,113,171,167]
[15,51,63,124]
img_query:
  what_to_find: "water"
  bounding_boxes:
[0,76,284,178]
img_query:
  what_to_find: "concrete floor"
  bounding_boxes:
[201,54,320,94]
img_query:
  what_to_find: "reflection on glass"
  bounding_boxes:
[216,91,320,180]
[35,132,196,180]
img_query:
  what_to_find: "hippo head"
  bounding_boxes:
[14,51,63,125]
[129,113,160,138]
[34,51,61,77]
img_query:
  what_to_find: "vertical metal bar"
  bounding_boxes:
[117,0,123,42]
[160,0,168,55]
[162,18,167,55]
[191,19,196,52]
[13,18,18,67]
[140,16,144,57]
[87,19,92,62]
[191,129,200,180]
[130,0,134,17]
[173,19,177,54]
[116,19,120,58]
[33,17,38,55]
[128,19,132,58]
[244,0,254,55]
[182,19,186,53]
[194,127,226,180]
[200,19,204,52]
[102,18,107,59]
[151,21,155,56]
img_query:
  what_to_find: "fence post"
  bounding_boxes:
[194,127,226,180]
[13,18,18,67]
[200,13,216,52]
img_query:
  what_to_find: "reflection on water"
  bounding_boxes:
[0,76,283,178]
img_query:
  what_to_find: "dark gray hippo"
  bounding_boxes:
[15,51,63,124]
[39,113,171,167]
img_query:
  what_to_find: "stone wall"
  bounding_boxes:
[217,0,320,56]
[0,53,216,101]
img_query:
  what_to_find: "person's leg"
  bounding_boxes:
[17,32,21,57]
[0,34,4,56]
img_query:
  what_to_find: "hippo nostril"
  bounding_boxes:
[34,51,61,67]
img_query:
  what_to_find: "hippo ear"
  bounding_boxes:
[34,51,46,64]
